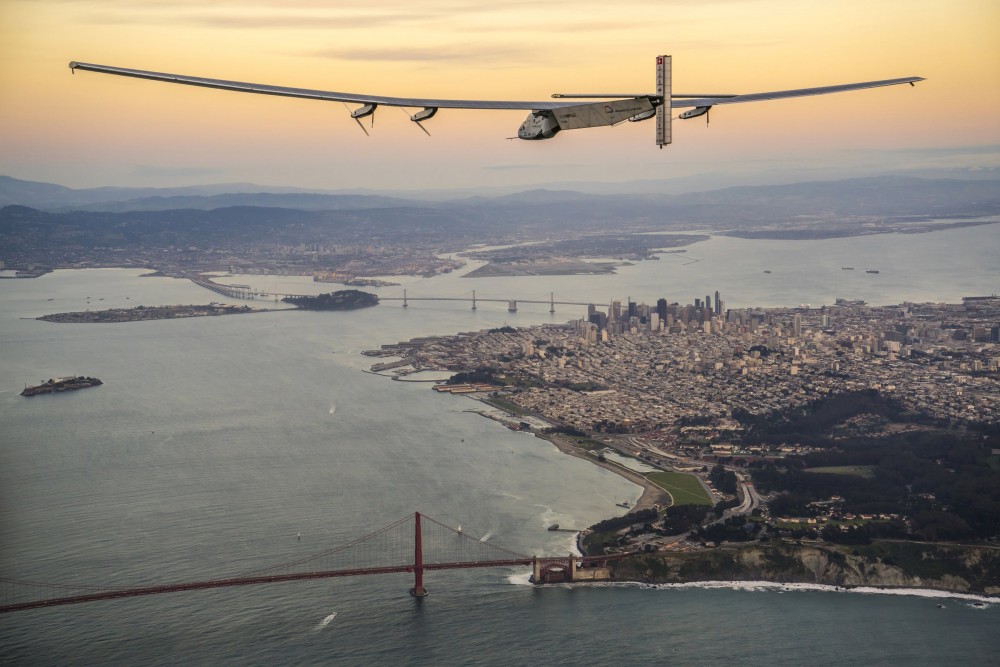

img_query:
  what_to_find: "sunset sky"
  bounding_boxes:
[2,0,998,192]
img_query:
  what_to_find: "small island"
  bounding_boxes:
[22,376,102,396]
[282,290,379,310]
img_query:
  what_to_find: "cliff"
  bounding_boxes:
[611,541,1000,595]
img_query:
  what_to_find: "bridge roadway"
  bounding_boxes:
[380,296,592,306]
[0,555,620,613]
[191,277,593,308]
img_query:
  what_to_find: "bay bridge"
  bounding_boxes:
[383,289,592,313]
[0,512,626,614]
[191,276,593,314]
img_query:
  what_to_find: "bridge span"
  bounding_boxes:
[0,512,627,613]
[191,276,592,314]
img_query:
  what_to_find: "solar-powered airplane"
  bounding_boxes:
[68,56,922,148]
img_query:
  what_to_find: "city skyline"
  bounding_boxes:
[2,0,998,192]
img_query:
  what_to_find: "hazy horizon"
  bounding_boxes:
[2,0,998,192]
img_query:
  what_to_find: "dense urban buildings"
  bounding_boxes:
[377,293,1000,433]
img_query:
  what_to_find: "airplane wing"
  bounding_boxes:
[69,61,921,110]
[671,77,924,110]
[67,61,578,111]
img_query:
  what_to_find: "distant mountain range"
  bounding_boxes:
[3,173,999,217]
[2,175,998,252]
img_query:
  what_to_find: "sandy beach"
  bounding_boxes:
[538,433,671,512]
[457,394,672,513]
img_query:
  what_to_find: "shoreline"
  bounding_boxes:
[466,395,1000,596]
[537,432,670,513]
[456,393,670,514]
[519,576,1000,604]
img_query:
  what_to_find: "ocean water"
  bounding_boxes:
[1,224,999,665]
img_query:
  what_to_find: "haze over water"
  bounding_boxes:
[1,224,998,665]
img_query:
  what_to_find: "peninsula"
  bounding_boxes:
[366,293,1000,594]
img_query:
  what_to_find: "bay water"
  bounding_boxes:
[1,224,998,665]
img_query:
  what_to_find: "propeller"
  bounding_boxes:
[345,103,377,136]
[398,108,431,136]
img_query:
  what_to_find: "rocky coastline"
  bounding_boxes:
[609,541,1000,596]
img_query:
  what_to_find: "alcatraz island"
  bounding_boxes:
[21,376,102,396]
[368,293,1000,594]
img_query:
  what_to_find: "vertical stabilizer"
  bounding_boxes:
[656,55,671,148]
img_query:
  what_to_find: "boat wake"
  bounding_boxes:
[315,612,337,630]
[328,404,336,415]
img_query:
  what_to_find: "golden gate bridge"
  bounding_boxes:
[0,512,625,614]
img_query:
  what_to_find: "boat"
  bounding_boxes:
[937,603,946,609]
[616,501,631,508]
[971,602,987,609]
[548,524,560,531]
[866,269,880,274]
[763,270,772,274]
[842,267,854,270]
[456,525,462,534]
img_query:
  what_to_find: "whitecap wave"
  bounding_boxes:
[536,504,559,528]
[506,571,533,586]
[529,578,999,604]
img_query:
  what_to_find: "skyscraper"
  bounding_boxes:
[656,298,668,323]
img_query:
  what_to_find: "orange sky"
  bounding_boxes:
[1,0,998,191]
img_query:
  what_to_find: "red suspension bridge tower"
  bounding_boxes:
[410,511,428,597]
[1,512,625,613]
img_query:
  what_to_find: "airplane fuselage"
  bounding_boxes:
[517,111,560,140]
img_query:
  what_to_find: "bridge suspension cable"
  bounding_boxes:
[1,512,626,613]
